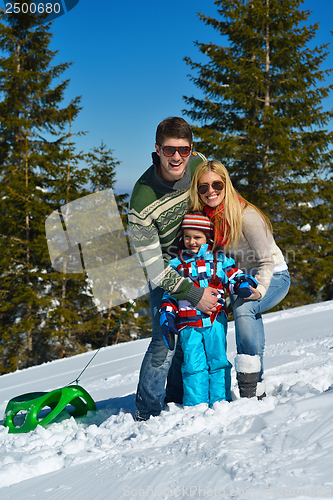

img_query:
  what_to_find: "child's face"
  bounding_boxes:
[183,229,207,254]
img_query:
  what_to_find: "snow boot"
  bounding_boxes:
[235,354,261,399]
[134,410,150,422]
[236,372,260,398]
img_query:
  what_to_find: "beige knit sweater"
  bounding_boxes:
[227,206,287,298]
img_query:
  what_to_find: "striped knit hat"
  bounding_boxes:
[181,211,214,237]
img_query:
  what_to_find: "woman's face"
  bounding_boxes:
[198,171,225,208]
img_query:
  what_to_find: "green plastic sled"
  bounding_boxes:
[3,385,96,434]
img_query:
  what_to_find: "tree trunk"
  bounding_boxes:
[262,0,270,192]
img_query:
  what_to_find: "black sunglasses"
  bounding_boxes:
[197,181,224,195]
[159,145,191,157]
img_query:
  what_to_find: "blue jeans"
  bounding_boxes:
[230,270,290,381]
[135,284,183,419]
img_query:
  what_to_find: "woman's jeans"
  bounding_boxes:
[135,284,183,419]
[230,270,290,382]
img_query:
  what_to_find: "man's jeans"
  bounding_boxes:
[135,284,183,419]
[230,270,290,381]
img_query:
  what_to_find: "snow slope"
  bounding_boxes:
[1,301,333,500]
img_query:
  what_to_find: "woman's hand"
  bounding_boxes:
[196,287,219,315]
[244,286,262,300]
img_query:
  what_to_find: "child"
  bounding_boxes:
[160,212,257,407]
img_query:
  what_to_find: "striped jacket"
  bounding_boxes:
[128,151,206,302]
[160,243,245,331]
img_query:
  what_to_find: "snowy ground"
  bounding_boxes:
[1,301,333,500]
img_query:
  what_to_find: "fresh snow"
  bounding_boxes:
[1,301,333,500]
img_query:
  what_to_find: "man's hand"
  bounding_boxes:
[196,287,220,315]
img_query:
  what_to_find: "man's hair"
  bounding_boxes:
[155,117,193,146]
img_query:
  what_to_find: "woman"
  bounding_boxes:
[189,160,290,399]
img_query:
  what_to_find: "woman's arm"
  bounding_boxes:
[240,208,275,299]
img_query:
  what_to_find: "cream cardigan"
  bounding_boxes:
[227,206,287,298]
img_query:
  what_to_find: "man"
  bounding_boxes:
[128,117,219,421]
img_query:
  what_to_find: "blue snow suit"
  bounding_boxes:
[160,243,245,407]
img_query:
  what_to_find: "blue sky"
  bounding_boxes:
[47,0,333,191]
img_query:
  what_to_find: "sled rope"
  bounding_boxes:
[67,286,147,386]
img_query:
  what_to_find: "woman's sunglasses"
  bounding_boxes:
[159,145,191,157]
[197,181,224,195]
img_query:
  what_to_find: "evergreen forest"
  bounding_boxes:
[183,0,333,308]
[0,1,332,374]
[0,6,151,374]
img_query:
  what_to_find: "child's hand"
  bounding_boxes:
[160,312,178,350]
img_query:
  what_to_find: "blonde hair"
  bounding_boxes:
[189,160,272,250]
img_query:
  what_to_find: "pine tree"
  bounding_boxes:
[0,5,151,374]
[86,141,120,193]
[82,142,151,347]
[183,0,333,307]
[0,4,86,372]
[40,115,97,361]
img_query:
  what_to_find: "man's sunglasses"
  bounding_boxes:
[159,145,191,157]
[197,181,224,195]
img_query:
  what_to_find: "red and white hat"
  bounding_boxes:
[181,211,214,237]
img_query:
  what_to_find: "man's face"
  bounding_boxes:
[155,138,192,182]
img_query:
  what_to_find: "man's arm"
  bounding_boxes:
[129,213,219,313]
[196,287,219,315]
[128,205,193,298]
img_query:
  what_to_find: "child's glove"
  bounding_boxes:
[160,311,179,351]
[234,275,258,298]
